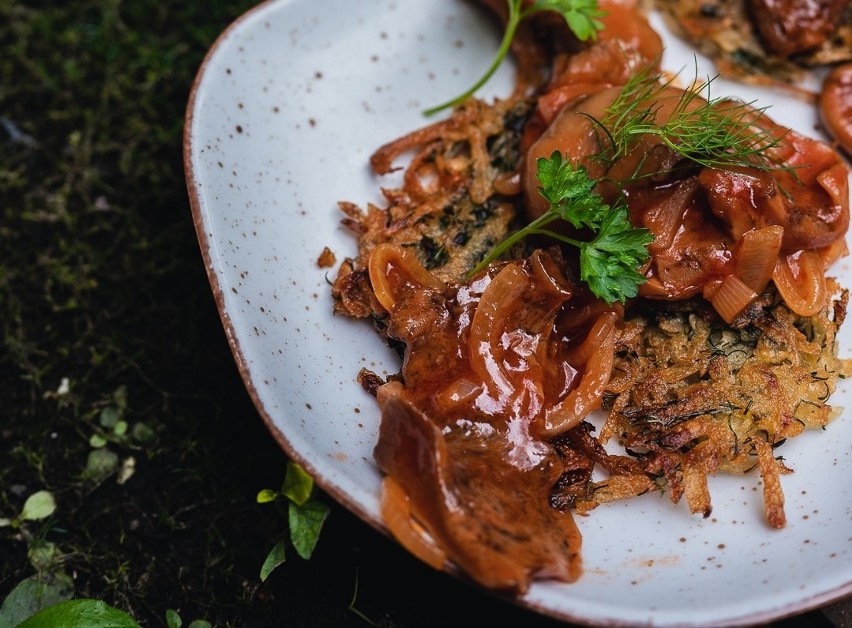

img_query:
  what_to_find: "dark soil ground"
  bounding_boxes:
[0,2,849,627]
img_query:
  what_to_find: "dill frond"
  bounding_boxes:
[587,63,791,181]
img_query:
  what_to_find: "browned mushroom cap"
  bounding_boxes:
[748,0,848,58]
[820,62,852,156]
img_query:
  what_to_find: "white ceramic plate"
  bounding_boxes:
[184,1,852,625]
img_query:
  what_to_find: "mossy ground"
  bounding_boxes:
[1,1,289,624]
[1,1,372,625]
[0,3,567,626]
[0,2,847,627]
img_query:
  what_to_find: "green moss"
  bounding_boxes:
[0,2,294,624]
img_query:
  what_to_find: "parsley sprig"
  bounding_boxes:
[424,0,606,116]
[468,151,654,304]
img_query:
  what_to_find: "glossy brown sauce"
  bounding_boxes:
[374,253,590,593]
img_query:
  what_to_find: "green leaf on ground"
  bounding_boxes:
[0,573,74,628]
[82,448,119,482]
[256,488,278,504]
[16,598,139,628]
[99,406,121,429]
[289,500,330,560]
[165,608,182,628]
[28,542,60,574]
[21,491,56,521]
[280,462,313,506]
[130,421,155,444]
[259,539,287,582]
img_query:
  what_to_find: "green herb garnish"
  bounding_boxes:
[424,0,606,116]
[589,64,788,178]
[468,151,653,304]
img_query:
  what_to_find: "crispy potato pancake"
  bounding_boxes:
[600,287,852,526]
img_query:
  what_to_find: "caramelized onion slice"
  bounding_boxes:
[819,238,849,268]
[380,476,447,571]
[368,243,444,312]
[772,250,827,317]
[434,379,483,413]
[710,275,758,324]
[543,313,616,437]
[469,263,530,400]
[735,226,784,294]
[817,161,851,207]
[566,311,618,367]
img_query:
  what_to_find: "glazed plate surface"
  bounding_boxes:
[184,1,852,625]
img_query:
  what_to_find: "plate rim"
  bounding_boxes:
[182,0,390,536]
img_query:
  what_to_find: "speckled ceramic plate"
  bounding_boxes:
[184,1,852,625]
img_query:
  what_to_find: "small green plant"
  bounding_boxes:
[82,386,154,485]
[256,461,330,581]
[0,490,76,628]
[165,608,212,628]
[87,386,156,450]
[0,574,75,628]
[0,490,56,530]
[13,599,139,628]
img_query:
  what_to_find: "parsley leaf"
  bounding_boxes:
[535,0,607,41]
[468,151,653,304]
[425,0,607,116]
[536,150,608,229]
[580,205,653,303]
